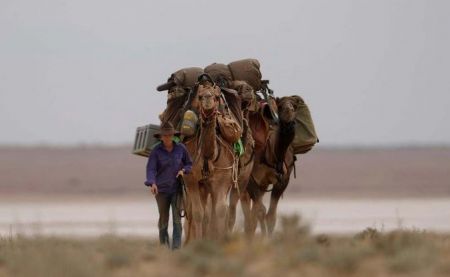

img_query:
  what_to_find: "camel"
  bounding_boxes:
[246,95,301,236]
[160,75,243,242]
[226,81,256,235]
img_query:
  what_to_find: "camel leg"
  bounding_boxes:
[266,180,288,235]
[185,180,204,241]
[247,177,266,235]
[227,187,239,233]
[256,197,267,236]
[249,190,267,236]
[210,174,232,240]
[199,184,210,239]
[266,192,281,236]
[237,170,253,236]
[240,190,253,236]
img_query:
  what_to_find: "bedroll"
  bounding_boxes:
[292,96,319,154]
[204,59,263,91]
[228,59,262,91]
[157,67,204,91]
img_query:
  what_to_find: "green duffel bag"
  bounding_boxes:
[292,95,319,154]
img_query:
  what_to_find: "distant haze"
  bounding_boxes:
[1,0,449,147]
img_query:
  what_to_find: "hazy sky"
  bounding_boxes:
[1,0,449,147]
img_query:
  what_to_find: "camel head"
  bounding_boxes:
[196,75,221,117]
[276,96,299,123]
[231,80,255,110]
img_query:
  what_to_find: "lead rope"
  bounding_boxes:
[293,155,297,179]
[214,135,240,193]
[232,155,240,195]
[176,176,189,220]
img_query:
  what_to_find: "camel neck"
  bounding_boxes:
[275,120,295,160]
[200,116,217,160]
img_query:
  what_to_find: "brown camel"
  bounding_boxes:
[246,95,300,236]
[226,81,256,235]
[160,76,242,242]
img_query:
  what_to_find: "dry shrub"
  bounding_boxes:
[278,215,310,241]
[355,227,380,240]
[388,248,435,273]
[322,240,373,273]
[438,261,450,275]
[297,242,321,263]
[0,221,449,276]
[177,239,244,276]
[371,230,438,273]
[0,236,101,277]
[374,230,429,254]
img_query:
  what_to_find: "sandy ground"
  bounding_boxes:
[1,146,449,237]
[1,197,450,237]
[0,145,449,198]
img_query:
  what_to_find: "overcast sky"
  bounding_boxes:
[1,0,449,147]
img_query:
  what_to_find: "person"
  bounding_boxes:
[145,122,192,249]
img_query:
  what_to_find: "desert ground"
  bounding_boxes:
[1,146,449,198]
[1,146,450,276]
[1,145,449,236]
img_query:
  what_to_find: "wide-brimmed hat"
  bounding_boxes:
[153,122,181,138]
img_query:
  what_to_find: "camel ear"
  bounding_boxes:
[293,95,305,106]
[212,85,221,97]
[275,97,281,105]
[290,95,300,109]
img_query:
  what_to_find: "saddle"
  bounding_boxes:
[248,99,278,154]
[249,113,270,155]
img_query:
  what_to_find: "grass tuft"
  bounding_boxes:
[0,217,449,276]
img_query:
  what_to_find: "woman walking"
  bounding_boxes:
[145,122,192,249]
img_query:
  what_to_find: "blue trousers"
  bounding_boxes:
[155,192,182,249]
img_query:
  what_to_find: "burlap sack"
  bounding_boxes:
[217,114,242,144]
[204,63,233,87]
[228,59,262,91]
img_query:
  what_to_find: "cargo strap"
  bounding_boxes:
[213,136,240,190]
[260,81,279,124]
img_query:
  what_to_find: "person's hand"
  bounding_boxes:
[177,169,184,177]
[150,184,158,195]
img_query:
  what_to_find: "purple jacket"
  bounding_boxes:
[145,142,192,194]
